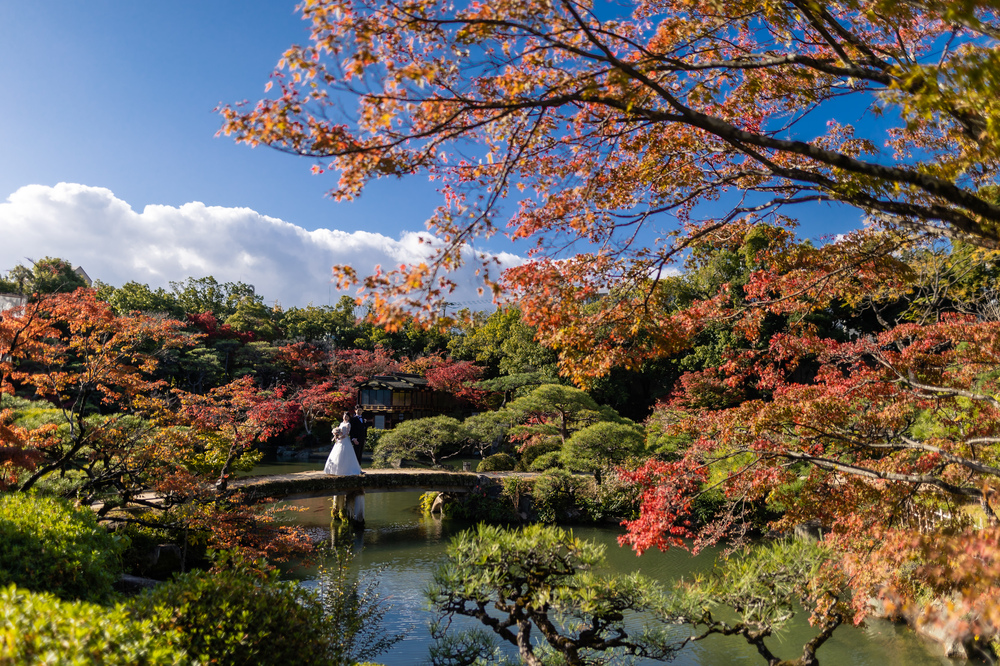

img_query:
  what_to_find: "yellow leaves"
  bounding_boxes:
[406,263,430,289]
[215,0,1000,373]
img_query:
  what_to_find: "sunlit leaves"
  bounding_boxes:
[223,0,1000,358]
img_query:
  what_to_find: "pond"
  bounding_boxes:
[276,489,961,666]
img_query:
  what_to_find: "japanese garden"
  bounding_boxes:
[5,0,1000,664]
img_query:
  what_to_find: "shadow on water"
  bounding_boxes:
[278,491,964,666]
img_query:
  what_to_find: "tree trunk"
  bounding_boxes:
[516,620,544,666]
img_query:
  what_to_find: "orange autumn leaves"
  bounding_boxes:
[222,0,1000,374]
[0,290,310,561]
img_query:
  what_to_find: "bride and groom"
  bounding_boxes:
[323,407,367,476]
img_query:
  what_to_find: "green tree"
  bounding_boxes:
[427,524,680,666]
[229,340,286,384]
[0,257,88,297]
[463,410,512,457]
[95,280,183,316]
[280,296,361,343]
[224,300,282,341]
[530,468,586,521]
[173,346,227,393]
[0,274,16,294]
[667,540,848,666]
[448,306,558,381]
[500,384,602,446]
[562,421,646,483]
[355,313,450,357]
[429,526,848,666]
[372,415,470,467]
[169,276,262,319]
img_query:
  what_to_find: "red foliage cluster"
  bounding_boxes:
[186,312,255,344]
[0,289,315,563]
[422,357,488,408]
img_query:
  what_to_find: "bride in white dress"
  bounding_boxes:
[324,423,366,522]
[324,424,362,476]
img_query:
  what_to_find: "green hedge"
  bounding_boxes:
[0,493,126,603]
[519,441,561,470]
[1,554,402,665]
[477,452,516,472]
[0,584,183,665]
[528,450,563,472]
[131,567,329,666]
[531,469,586,523]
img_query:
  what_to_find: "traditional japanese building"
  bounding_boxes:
[356,372,460,429]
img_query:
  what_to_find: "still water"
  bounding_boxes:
[279,490,959,666]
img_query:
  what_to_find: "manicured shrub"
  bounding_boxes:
[518,440,561,470]
[531,469,586,523]
[0,493,126,603]
[464,411,510,457]
[365,428,383,451]
[578,470,643,522]
[501,476,531,511]
[131,566,329,666]
[561,421,646,478]
[131,551,403,666]
[477,452,516,472]
[372,416,470,468]
[0,584,183,665]
[528,450,563,472]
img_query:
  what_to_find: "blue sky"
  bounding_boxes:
[0,1,866,308]
[0,1,509,308]
[0,1,444,232]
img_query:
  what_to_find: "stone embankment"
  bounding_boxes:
[232,468,536,502]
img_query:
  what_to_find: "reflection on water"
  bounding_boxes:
[279,491,960,666]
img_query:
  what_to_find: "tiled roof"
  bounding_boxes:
[359,373,430,390]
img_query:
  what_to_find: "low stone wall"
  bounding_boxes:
[232,469,491,503]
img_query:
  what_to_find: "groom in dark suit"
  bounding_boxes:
[349,406,369,468]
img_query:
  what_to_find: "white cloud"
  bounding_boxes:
[0,183,523,309]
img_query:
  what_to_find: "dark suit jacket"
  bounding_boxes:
[349,415,369,443]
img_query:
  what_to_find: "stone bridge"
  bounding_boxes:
[232,468,534,503]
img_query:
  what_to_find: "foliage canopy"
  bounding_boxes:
[222,0,1000,380]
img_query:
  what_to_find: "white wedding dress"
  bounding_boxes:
[324,424,365,523]
[324,427,361,476]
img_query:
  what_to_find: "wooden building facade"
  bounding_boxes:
[356,372,460,429]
